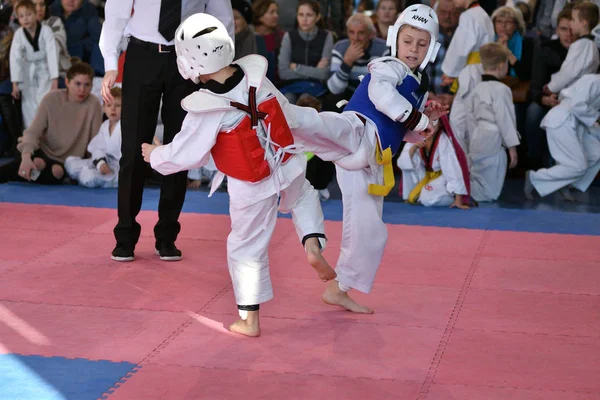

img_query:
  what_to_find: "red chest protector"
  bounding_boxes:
[210,86,295,183]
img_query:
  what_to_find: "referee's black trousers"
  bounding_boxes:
[114,38,198,250]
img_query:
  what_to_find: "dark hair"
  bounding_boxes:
[231,0,253,25]
[296,93,322,111]
[557,8,572,24]
[66,57,94,81]
[296,0,325,29]
[376,0,398,12]
[14,0,36,14]
[253,0,278,26]
[573,1,600,29]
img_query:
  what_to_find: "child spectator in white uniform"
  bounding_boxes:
[10,0,58,128]
[398,114,470,208]
[465,43,520,202]
[64,87,122,188]
[525,74,600,201]
[440,0,494,92]
[546,1,599,95]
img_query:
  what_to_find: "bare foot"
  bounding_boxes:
[559,187,576,202]
[321,280,373,314]
[305,237,336,282]
[229,310,260,337]
[187,179,202,189]
[524,170,535,200]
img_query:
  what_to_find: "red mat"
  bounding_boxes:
[0,204,599,399]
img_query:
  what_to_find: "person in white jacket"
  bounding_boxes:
[525,74,600,200]
[141,14,348,338]
[546,2,599,95]
[398,115,470,208]
[65,87,122,188]
[10,0,58,128]
[465,43,521,202]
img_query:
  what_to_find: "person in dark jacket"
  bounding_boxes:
[50,0,103,75]
[525,9,573,169]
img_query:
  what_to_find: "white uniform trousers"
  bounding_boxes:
[530,125,600,196]
[227,173,325,306]
[64,156,119,188]
[469,150,507,202]
[403,170,455,207]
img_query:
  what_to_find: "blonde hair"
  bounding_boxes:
[346,12,375,33]
[479,42,510,71]
[491,6,526,35]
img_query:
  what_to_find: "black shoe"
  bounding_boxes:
[155,242,182,261]
[111,245,134,262]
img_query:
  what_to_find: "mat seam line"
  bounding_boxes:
[416,230,491,400]
[96,283,232,400]
[137,283,233,366]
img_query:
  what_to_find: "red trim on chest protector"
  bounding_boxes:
[210,88,294,183]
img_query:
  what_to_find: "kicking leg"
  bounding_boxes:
[279,174,336,282]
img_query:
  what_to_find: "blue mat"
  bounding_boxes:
[1,183,599,236]
[0,354,137,400]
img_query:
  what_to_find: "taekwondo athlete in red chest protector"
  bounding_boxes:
[141,13,340,337]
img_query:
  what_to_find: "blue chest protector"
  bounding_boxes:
[344,70,429,156]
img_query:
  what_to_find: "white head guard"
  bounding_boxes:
[387,4,441,70]
[175,13,235,83]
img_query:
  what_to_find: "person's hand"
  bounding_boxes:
[541,94,559,107]
[497,34,509,47]
[408,140,426,157]
[101,70,119,105]
[542,84,554,96]
[99,163,112,175]
[51,79,58,91]
[289,63,297,71]
[142,143,158,163]
[441,74,455,87]
[11,82,20,100]
[424,101,449,121]
[317,58,329,68]
[450,195,470,210]
[18,153,35,180]
[508,147,518,169]
[343,43,364,66]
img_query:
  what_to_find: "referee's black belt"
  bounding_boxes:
[129,36,175,53]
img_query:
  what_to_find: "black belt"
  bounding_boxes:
[129,36,175,53]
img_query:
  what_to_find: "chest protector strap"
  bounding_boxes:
[210,86,295,183]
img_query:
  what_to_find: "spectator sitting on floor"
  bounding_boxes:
[0,60,102,184]
[64,86,122,188]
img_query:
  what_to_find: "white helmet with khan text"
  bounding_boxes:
[387,4,441,70]
[175,13,235,83]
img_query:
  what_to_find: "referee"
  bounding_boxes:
[99,0,234,262]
